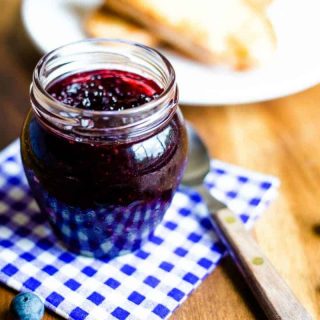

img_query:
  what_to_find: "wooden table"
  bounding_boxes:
[1,1,319,319]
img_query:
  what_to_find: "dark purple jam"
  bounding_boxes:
[48,69,161,111]
[21,69,187,259]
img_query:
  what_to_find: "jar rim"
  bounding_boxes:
[32,38,176,117]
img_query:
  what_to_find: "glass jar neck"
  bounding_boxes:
[30,39,178,143]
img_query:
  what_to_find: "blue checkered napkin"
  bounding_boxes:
[0,140,279,320]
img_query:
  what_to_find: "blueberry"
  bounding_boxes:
[10,292,44,320]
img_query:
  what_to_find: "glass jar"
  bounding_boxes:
[21,39,188,259]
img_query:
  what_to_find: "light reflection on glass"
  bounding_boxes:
[132,126,171,163]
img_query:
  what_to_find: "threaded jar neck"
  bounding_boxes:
[30,39,178,143]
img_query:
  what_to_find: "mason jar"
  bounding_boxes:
[21,39,188,259]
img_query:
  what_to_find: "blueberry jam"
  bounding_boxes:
[48,69,161,111]
[21,69,187,259]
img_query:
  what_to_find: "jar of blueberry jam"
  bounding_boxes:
[21,39,188,258]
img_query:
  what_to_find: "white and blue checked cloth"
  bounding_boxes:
[0,140,279,320]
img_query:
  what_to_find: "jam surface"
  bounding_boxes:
[48,69,162,111]
[21,70,187,259]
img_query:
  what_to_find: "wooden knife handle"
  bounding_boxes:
[211,208,312,320]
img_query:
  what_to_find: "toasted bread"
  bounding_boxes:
[85,6,159,47]
[105,0,276,69]
[247,0,273,11]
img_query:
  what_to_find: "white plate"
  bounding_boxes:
[21,0,320,105]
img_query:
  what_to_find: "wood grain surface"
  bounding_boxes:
[0,1,319,319]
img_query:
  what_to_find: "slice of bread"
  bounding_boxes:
[85,6,159,47]
[105,0,276,69]
[247,0,273,11]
